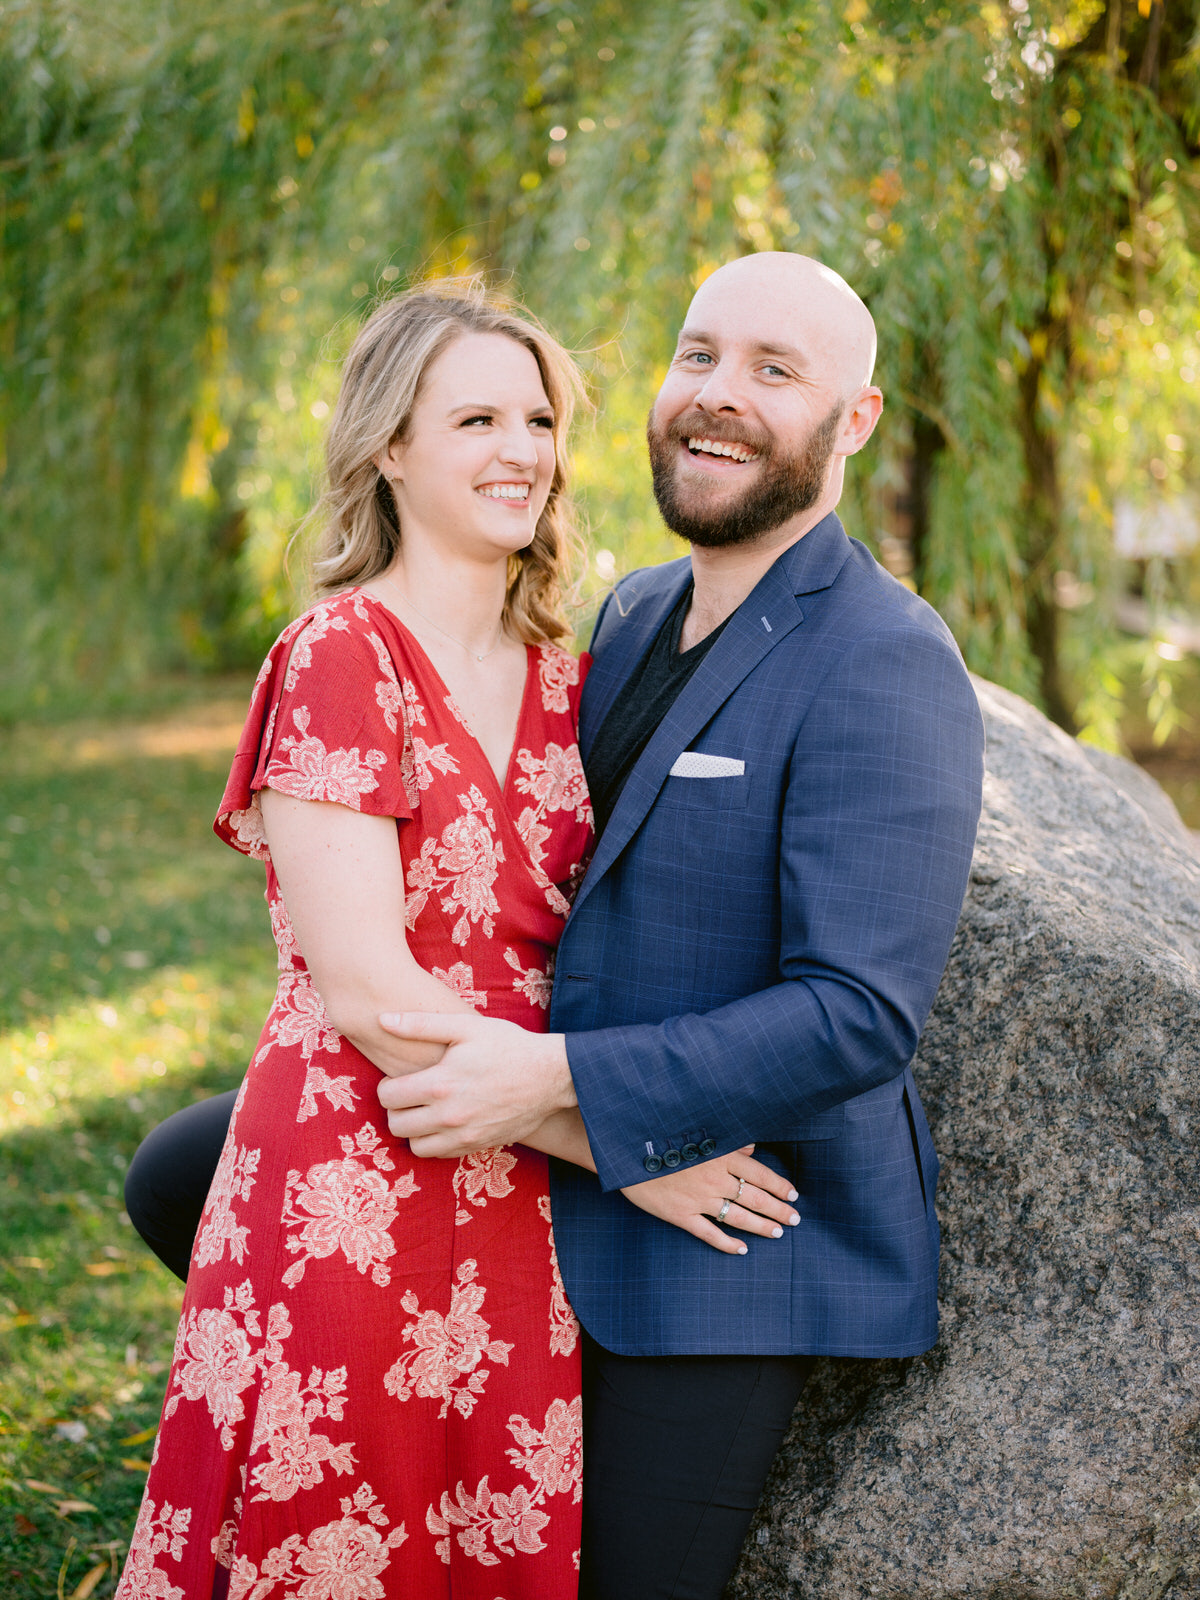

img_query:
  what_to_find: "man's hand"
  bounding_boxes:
[376,1011,576,1157]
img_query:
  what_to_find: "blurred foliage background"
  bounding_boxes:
[2,0,1200,743]
[1,4,1199,1591]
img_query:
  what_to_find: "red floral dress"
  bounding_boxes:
[117,589,593,1600]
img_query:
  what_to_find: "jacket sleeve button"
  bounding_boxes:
[642,1154,663,1174]
[680,1143,700,1162]
[698,1138,717,1157]
[662,1148,682,1169]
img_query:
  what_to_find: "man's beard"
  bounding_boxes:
[646,401,844,549]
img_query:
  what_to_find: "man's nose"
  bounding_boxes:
[692,369,747,414]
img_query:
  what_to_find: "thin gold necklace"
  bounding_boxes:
[379,575,505,663]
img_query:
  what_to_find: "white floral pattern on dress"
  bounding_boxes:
[537,1195,580,1358]
[514,806,553,868]
[425,1397,581,1567]
[248,1303,356,1503]
[513,742,590,825]
[506,1396,583,1503]
[226,801,269,861]
[164,1279,263,1450]
[284,607,351,693]
[227,1483,406,1600]
[404,786,504,944]
[253,972,358,1125]
[536,646,580,716]
[281,1124,419,1289]
[452,1147,518,1226]
[118,1495,192,1600]
[383,1259,513,1421]
[398,677,459,808]
[269,895,302,972]
[195,1141,260,1270]
[266,706,387,809]
[504,947,553,1011]
[431,960,487,1009]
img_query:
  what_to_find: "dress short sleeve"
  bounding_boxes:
[215,591,413,858]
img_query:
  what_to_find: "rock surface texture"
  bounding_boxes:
[727,678,1200,1600]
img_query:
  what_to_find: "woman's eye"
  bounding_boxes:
[531,415,555,430]
[461,414,493,427]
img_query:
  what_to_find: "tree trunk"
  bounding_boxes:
[1016,343,1076,733]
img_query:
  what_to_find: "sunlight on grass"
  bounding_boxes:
[0,686,276,1598]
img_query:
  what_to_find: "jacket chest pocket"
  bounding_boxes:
[660,773,752,810]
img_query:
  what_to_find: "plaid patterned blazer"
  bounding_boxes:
[548,514,984,1357]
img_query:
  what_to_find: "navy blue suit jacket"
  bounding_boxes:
[547,514,984,1357]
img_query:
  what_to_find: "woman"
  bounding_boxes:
[118,279,796,1600]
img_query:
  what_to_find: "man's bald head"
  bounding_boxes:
[686,252,877,399]
[646,251,884,551]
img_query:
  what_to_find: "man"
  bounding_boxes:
[374,252,984,1598]
[126,253,983,1599]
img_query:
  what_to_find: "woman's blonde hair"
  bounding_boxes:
[309,275,588,645]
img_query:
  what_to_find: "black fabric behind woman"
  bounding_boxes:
[124,1089,239,1282]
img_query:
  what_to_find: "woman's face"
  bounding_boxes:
[381,331,557,562]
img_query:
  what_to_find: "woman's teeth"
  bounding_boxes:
[478,484,530,500]
[687,437,758,462]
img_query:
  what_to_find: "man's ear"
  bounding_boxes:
[836,387,884,457]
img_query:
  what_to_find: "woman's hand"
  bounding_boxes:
[619,1145,800,1256]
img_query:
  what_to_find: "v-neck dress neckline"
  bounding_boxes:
[356,587,534,797]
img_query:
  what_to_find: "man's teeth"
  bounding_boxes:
[478,484,530,499]
[687,437,758,463]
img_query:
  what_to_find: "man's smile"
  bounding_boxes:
[686,436,759,463]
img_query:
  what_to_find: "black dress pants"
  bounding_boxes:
[125,1094,814,1600]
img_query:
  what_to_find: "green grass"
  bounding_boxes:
[0,688,276,1599]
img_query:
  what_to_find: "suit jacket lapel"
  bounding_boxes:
[579,562,690,754]
[571,514,853,923]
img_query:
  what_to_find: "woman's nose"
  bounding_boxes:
[497,426,541,467]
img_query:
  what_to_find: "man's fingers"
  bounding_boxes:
[378,1011,473,1043]
[377,1071,439,1112]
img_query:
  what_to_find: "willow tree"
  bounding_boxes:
[2,0,1198,732]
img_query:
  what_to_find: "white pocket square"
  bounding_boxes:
[669,752,746,778]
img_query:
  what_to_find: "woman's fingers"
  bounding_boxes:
[687,1218,749,1256]
[728,1156,799,1205]
[724,1181,800,1229]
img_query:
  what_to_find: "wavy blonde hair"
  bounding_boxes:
[308,275,588,645]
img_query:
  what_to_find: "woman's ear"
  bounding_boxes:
[378,434,405,483]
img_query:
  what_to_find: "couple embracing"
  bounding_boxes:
[117,251,983,1600]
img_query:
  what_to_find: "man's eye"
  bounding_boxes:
[762,365,787,378]
[687,351,715,365]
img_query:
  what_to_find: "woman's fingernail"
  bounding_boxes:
[787,1213,800,1226]
[771,1226,783,1238]
[737,1244,748,1255]
[787,1188,799,1202]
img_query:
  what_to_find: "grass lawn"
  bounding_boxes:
[0,683,276,1599]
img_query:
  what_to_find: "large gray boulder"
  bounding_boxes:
[729,678,1200,1600]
